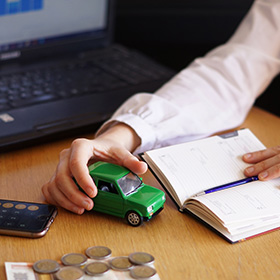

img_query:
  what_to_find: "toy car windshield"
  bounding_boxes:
[117,172,142,196]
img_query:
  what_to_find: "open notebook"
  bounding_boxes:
[140,129,280,243]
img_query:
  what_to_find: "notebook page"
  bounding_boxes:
[144,129,265,206]
[190,178,280,232]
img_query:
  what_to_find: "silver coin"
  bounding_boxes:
[32,259,60,274]
[130,265,157,279]
[55,266,84,280]
[85,246,112,260]
[84,261,110,276]
[61,253,87,266]
[128,252,155,265]
[109,256,134,271]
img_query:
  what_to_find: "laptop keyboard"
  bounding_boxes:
[0,47,173,112]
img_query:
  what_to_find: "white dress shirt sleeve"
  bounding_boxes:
[97,0,280,154]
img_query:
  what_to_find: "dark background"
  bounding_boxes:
[114,0,279,117]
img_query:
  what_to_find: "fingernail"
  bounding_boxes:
[244,153,252,159]
[86,187,95,198]
[87,190,94,198]
[246,166,255,174]
[259,171,268,180]
[73,207,84,215]
[83,200,91,211]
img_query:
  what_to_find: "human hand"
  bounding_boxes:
[243,146,280,180]
[42,123,147,214]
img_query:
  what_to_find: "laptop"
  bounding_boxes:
[0,0,174,151]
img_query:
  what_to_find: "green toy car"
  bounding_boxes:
[78,161,165,226]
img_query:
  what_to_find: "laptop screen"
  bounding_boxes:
[0,0,111,57]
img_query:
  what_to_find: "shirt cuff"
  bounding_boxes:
[95,113,157,155]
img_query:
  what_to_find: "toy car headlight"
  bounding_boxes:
[147,205,153,213]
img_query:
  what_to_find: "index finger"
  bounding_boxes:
[69,138,97,198]
[243,146,280,163]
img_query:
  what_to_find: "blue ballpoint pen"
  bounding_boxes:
[195,175,259,197]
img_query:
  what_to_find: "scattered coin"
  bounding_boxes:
[32,259,60,274]
[31,248,157,278]
[130,265,157,279]
[128,252,155,265]
[55,266,84,280]
[61,253,87,266]
[84,261,110,276]
[85,245,112,260]
[109,256,134,271]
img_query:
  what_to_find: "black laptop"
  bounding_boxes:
[0,0,174,151]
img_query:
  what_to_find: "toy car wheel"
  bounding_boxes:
[126,211,143,227]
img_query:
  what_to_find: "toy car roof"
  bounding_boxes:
[88,161,130,181]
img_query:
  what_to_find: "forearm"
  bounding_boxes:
[99,0,280,153]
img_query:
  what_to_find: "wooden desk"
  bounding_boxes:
[1,107,280,280]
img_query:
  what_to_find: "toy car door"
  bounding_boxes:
[94,179,124,216]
